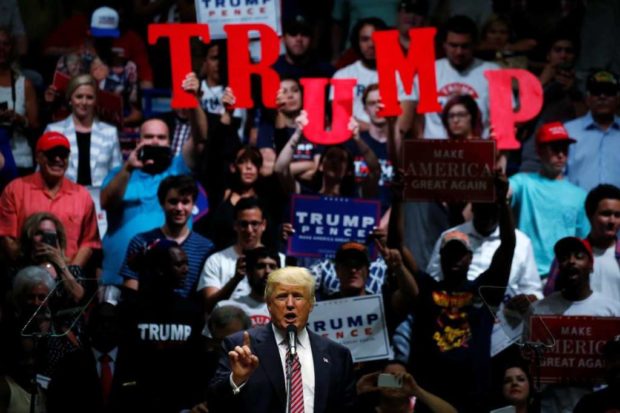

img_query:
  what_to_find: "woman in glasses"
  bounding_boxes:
[440,94,482,141]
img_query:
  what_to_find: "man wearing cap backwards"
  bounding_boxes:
[564,69,620,191]
[207,266,356,413]
[406,171,515,413]
[0,132,100,267]
[508,121,590,277]
[527,236,620,413]
[98,72,206,291]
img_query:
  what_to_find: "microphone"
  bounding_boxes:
[286,325,297,357]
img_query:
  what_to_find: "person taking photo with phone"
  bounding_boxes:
[99,72,206,297]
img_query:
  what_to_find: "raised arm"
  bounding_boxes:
[182,72,207,170]
[349,117,380,199]
[100,142,145,211]
[274,110,307,195]
[477,171,516,304]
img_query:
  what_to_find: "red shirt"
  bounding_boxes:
[0,173,101,259]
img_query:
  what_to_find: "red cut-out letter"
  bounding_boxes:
[373,28,440,117]
[224,24,280,108]
[148,24,211,108]
[300,78,356,145]
[484,69,543,150]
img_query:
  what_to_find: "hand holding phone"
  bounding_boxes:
[377,373,403,389]
[41,232,58,247]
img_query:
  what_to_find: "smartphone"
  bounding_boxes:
[377,373,402,389]
[0,102,7,111]
[41,232,58,247]
[138,145,171,162]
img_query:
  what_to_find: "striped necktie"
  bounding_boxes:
[286,349,304,413]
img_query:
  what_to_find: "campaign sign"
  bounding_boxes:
[287,195,380,258]
[97,90,123,128]
[194,0,281,39]
[529,316,620,384]
[308,294,392,362]
[403,140,496,202]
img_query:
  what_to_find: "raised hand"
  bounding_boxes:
[276,87,286,110]
[229,331,259,385]
[182,72,200,96]
[356,371,380,395]
[348,116,360,139]
[294,110,308,131]
[233,255,247,282]
[280,223,295,242]
[375,238,403,272]
[221,87,236,113]
[125,141,147,172]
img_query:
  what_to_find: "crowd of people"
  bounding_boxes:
[0,0,619,412]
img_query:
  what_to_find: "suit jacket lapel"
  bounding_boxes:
[253,325,287,406]
[309,330,329,413]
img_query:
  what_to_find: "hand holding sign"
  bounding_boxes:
[181,72,200,96]
[221,87,236,114]
[229,330,259,386]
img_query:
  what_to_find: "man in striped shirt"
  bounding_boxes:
[120,175,214,299]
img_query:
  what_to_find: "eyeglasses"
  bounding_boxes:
[237,220,262,229]
[448,111,470,120]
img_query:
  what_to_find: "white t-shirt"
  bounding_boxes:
[426,221,543,298]
[331,61,377,124]
[591,245,620,301]
[197,246,285,301]
[533,291,620,316]
[216,296,271,327]
[417,58,500,139]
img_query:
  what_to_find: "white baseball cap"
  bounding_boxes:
[90,6,120,38]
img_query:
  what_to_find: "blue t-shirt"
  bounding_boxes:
[509,172,590,275]
[119,228,214,298]
[101,155,192,286]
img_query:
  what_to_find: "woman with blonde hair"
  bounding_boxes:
[43,73,121,188]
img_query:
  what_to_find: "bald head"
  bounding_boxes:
[140,119,170,147]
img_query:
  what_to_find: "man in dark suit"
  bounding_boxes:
[207,266,356,413]
[46,302,138,413]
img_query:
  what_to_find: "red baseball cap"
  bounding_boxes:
[36,131,70,153]
[536,122,576,145]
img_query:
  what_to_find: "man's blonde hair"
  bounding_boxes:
[265,267,316,305]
